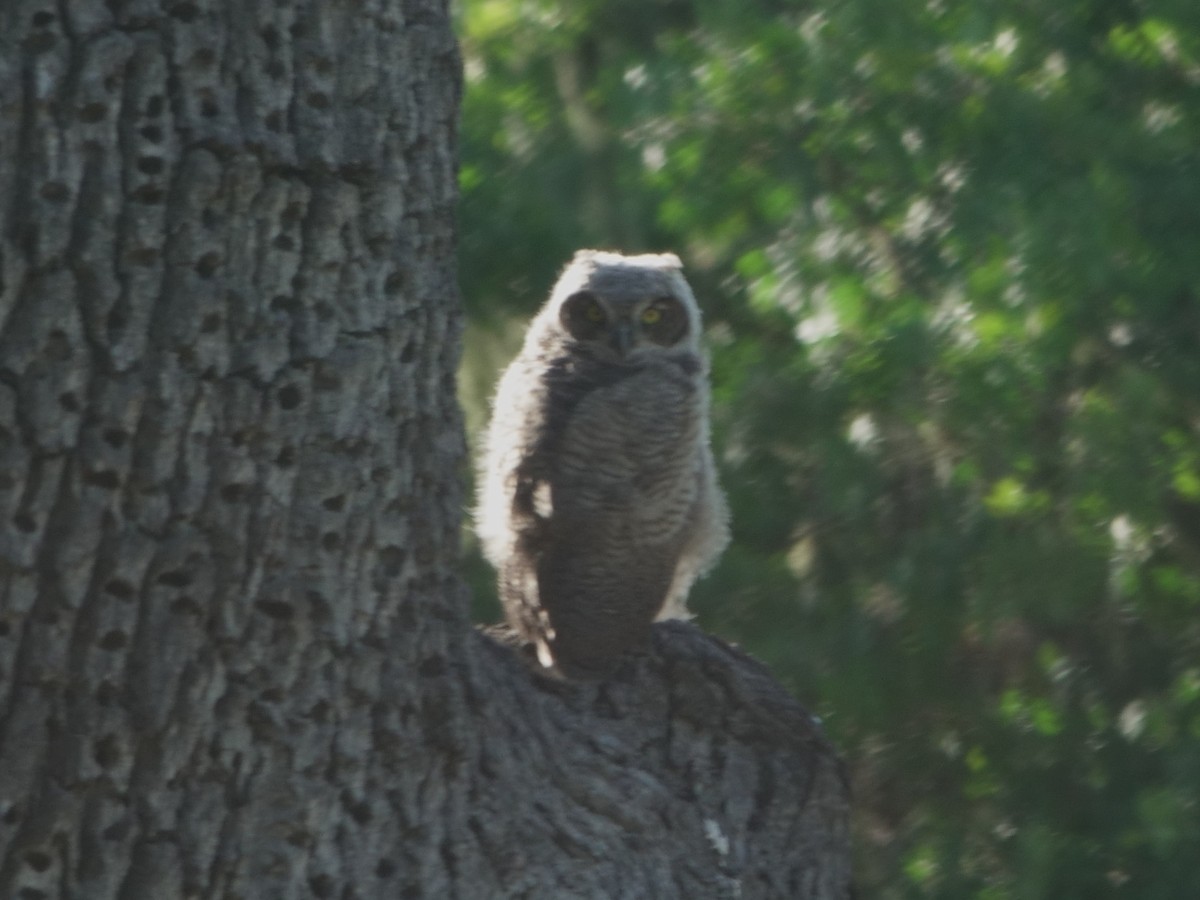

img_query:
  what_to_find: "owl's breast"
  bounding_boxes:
[545,357,705,535]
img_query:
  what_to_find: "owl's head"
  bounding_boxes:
[543,250,702,360]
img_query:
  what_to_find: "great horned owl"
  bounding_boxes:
[476,249,730,678]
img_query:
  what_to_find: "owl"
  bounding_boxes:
[476,250,730,678]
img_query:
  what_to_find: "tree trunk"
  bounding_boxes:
[0,1,850,897]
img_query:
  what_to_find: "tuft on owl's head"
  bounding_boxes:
[536,249,703,361]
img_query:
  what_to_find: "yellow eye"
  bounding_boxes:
[585,302,605,323]
[641,307,662,325]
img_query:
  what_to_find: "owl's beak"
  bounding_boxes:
[611,320,634,356]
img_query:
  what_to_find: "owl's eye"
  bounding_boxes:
[641,296,689,346]
[561,291,609,340]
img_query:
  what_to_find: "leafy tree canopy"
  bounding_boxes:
[457,0,1200,895]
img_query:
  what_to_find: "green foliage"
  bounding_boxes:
[457,0,1200,895]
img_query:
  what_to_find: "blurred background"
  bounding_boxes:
[453,0,1200,895]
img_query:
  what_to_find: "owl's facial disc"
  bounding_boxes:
[561,290,690,356]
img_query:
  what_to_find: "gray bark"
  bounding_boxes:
[0,1,850,898]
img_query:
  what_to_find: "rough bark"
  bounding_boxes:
[0,1,850,898]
